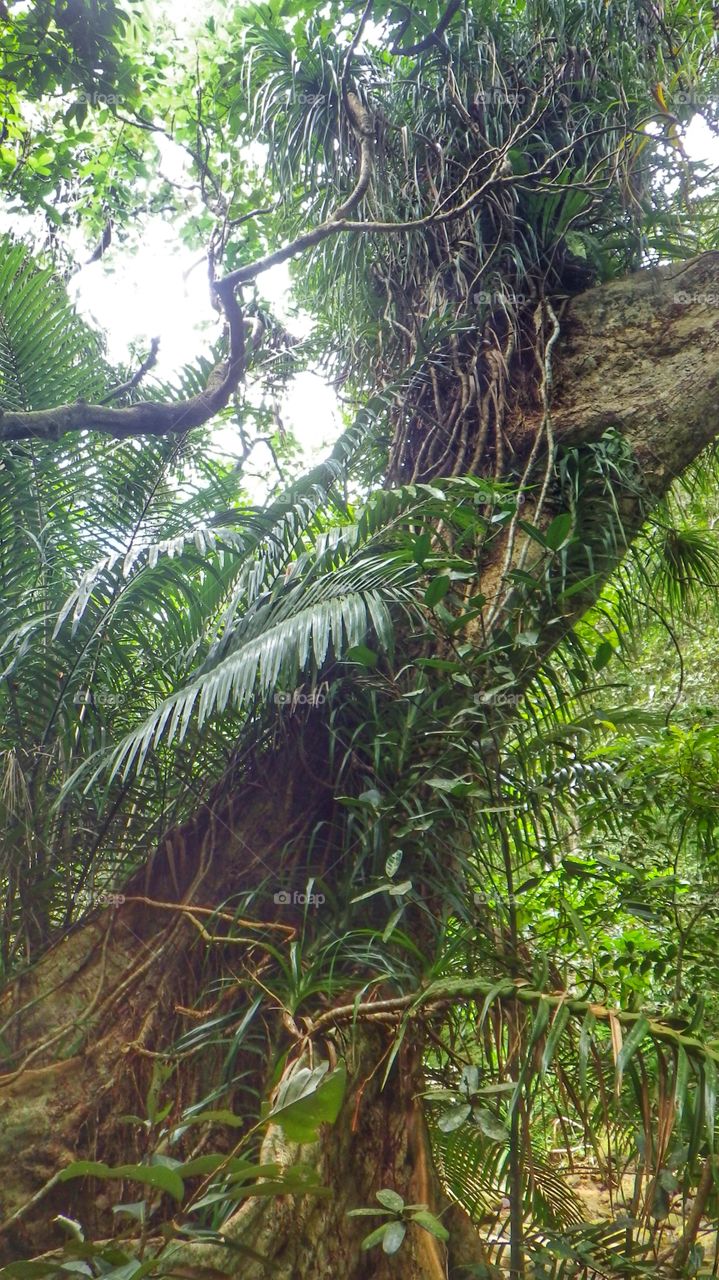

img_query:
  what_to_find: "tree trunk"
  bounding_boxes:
[0,725,338,1258]
[1,255,719,1271]
[161,1033,481,1280]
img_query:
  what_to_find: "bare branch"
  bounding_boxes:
[0,286,249,443]
[99,337,160,404]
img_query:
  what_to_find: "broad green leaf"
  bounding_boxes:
[410,1210,449,1242]
[266,1061,346,1142]
[382,1221,407,1255]
[382,906,404,942]
[615,1016,650,1091]
[438,1103,472,1132]
[424,575,451,607]
[347,1208,394,1218]
[541,1004,571,1075]
[385,849,403,878]
[361,1224,393,1251]
[459,1065,480,1095]
[474,1108,509,1143]
[579,1011,596,1099]
[538,513,573,551]
[376,1188,405,1213]
[345,644,378,668]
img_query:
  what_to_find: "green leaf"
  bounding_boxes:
[361,1224,393,1252]
[460,1065,480,1094]
[704,1057,717,1150]
[57,1161,183,1202]
[54,1216,84,1242]
[412,533,432,565]
[565,231,588,258]
[409,1210,449,1242]
[517,519,549,548]
[111,1202,146,1222]
[651,1183,671,1219]
[385,849,403,878]
[541,1004,571,1075]
[382,1221,407,1255]
[438,1103,472,1132]
[515,628,539,647]
[358,789,382,809]
[345,644,378,668]
[266,1061,346,1142]
[424,575,451,607]
[352,881,396,903]
[177,1108,247,1128]
[427,776,478,797]
[347,1208,394,1218]
[189,1164,328,1212]
[544,513,573,550]
[382,906,404,942]
[579,1011,596,1099]
[615,1016,650,1091]
[376,1188,405,1213]
[387,879,412,897]
[94,1264,158,1280]
[474,1108,509,1143]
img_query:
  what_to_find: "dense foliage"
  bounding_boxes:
[1,0,719,1276]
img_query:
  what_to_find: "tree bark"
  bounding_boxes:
[161,1036,468,1280]
[1,254,719,1272]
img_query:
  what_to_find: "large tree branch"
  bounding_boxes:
[549,251,719,492]
[464,252,719,666]
[0,287,250,443]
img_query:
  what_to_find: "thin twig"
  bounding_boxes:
[100,338,160,403]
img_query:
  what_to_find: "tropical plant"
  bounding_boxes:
[0,1,719,1278]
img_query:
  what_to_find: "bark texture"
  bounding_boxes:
[0,728,337,1256]
[548,253,719,492]
[163,1037,462,1280]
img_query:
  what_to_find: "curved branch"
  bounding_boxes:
[1,70,592,446]
[0,286,249,443]
[99,336,160,404]
[387,0,464,57]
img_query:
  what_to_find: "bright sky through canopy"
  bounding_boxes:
[64,0,718,491]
